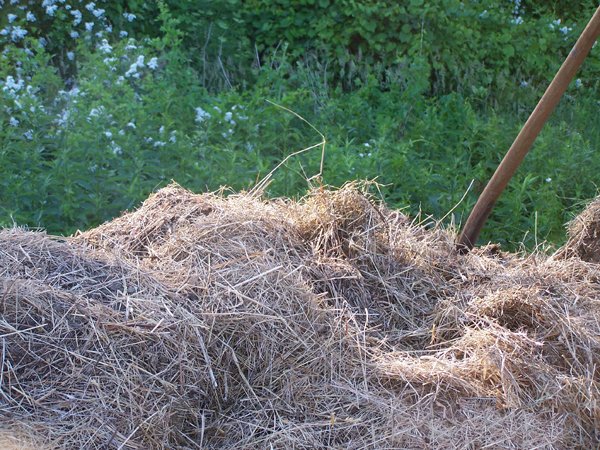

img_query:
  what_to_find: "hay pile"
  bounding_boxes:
[1,182,599,449]
[558,197,600,263]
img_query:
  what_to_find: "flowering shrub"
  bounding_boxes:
[0,0,598,250]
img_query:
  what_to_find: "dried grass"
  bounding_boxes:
[557,197,600,262]
[1,182,599,448]
[0,427,45,450]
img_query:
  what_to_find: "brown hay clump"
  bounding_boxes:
[1,182,599,448]
[558,197,600,262]
[0,427,48,450]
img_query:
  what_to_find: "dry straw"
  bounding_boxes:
[1,182,599,448]
[557,197,600,263]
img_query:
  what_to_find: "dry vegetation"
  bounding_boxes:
[1,183,599,448]
[557,197,600,263]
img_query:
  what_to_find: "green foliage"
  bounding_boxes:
[238,0,599,98]
[1,0,599,251]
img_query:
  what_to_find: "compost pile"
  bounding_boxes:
[1,183,599,449]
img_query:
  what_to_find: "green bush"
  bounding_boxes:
[1,0,599,250]
[265,0,597,95]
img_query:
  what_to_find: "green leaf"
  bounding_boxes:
[502,45,515,57]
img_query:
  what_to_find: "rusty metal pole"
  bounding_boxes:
[457,6,600,253]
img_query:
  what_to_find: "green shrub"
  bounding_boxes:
[239,0,598,98]
[1,0,598,251]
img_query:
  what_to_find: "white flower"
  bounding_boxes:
[511,16,523,25]
[85,22,94,32]
[8,14,17,23]
[85,2,95,11]
[520,80,528,87]
[26,11,36,22]
[70,10,82,25]
[545,177,552,183]
[575,78,582,88]
[9,117,20,127]
[88,106,104,118]
[104,131,112,138]
[119,30,128,38]
[559,26,569,35]
[359,153,365,158]
[46,4,58,15]
[147,57,158,70]
[2,75,24,93]
[125,63,138,78]
[123,12,136,22]
[98,39,112,54]
[135,55,145,67]
[24,130,33,140]
[70,31,80,39]
[159,125,165,134]
[364,142,370,147]
[224,111,233,122]
[111,141,122,156]
[127,121,136,129]
[153,141,166,147]
[0,28,8,36]
[479,10,488,19]
[93,8,105,18]
[11,26,27,42]
[169,131,177,143]
[67,51,75,60]
[118,129,125,135]
[124,40,137,50]
[213,106,221,113]
[195,107,211,123]
[549,19,561,30]
[105,24,112,33]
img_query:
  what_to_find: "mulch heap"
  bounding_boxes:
[1,182,599,449]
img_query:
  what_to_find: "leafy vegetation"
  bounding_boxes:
[0,0,598,249]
